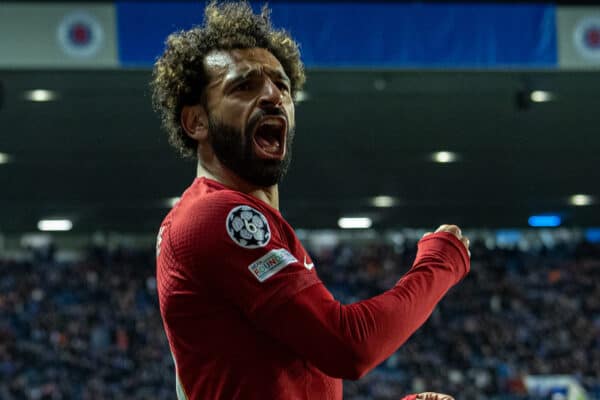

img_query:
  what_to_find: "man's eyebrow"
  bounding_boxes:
[266,68,291,84]
[224,67,290,88]
[223,68,259,88]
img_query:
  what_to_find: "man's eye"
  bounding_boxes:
[277,82,290,92]
[234,81,252,92]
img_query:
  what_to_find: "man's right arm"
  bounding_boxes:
[253,231,470,380]
[175,195,469,380]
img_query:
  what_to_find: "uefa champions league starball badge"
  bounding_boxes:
[226,205,271,249]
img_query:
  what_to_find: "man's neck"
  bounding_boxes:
[196,161,280,210]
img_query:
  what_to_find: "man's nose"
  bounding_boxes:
[257,79,283,108]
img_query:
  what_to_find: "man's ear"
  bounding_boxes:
[181,104,209,141]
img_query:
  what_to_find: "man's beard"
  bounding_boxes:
[207,111,294,187]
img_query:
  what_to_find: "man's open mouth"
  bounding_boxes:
[252,116,287,160]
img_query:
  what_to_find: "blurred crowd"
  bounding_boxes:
[317,237,600,400]
[1,235,599,399]
[0,247,172,399]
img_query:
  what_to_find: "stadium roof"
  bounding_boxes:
[0,69,599,232]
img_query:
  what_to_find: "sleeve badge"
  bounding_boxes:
[226,205,271,249]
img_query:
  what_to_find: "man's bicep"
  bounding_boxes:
[207,245,321,317]
[183,197,329,342]
[254,282,370,379]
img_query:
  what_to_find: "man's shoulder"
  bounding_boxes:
[164,187,284,262]
[170,187,279,236]
[179,188,263,218]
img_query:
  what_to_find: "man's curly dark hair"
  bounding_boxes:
[151,1,306,159]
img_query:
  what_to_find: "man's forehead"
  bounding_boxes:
[204,48,287,80]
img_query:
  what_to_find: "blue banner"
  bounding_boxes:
[116,1,557,68]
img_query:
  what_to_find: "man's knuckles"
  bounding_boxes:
[431,225,471,257]
[435,224,462,237]
[416,392,455,400]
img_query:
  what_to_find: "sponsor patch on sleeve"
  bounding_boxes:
[248,248,298,282]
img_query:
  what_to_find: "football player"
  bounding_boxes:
[152,2,470,399]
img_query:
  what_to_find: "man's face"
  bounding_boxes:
[202,48,296,187]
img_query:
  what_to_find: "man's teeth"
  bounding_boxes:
[265,142,280,152]
[262,119,284,127]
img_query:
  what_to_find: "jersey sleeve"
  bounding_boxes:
[170,191,469,381]
[170,190,321,319]
[253,232,470,380]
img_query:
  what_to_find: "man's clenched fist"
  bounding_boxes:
[423,224,470,257]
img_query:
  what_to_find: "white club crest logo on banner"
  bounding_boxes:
[573,16,600,61]
[57,11,104,58]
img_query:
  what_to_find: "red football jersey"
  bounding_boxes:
[156,177,469,400]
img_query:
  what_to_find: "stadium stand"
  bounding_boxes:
[1,234,599,399]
